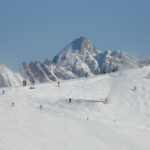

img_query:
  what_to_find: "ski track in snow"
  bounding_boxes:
[0,66,150,150]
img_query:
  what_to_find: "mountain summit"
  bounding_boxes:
[53,37,99,64]
[52,37,101,79]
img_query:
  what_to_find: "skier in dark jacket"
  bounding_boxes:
[23,80,27,86]
[85,73,88,78]
[57,81,60,87]
[69,98,72,103]
[2,90,5,95]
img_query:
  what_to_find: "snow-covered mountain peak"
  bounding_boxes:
[70,36,88,50]
[70,36,97,53]
[53,37,99,64]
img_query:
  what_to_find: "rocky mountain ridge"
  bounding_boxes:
[0,37,140,87]
[19,37,138,83]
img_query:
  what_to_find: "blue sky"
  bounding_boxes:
[0,0,150,71]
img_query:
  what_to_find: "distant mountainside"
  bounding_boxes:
[19,37,138,83]
[139,59,150,67]
[19,60,57,83]
[0,36,140,87]
[0,63,23,87]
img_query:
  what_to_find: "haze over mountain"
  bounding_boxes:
[0,36,140,87]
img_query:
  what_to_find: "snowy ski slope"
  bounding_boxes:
[0,66,150,150]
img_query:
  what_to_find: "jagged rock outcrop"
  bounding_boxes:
[96,50,138,73]
[19,60,57,83]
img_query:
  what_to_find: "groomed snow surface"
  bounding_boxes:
[0,66,150,150]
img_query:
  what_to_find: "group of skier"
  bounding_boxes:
[0,72,92,114]
[23,79,35,89]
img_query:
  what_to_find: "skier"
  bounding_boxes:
[32,79,35,88]
[148,74,150,78]
[85,73,88,78]
[87,117,89,121]
[2,90,5,95]
[57,81,60,87]
[23,80,27,86]
[40,105,43,110]
[32,79,35,85]
[12,102,14,107]
[133,86,137,91]
[103,68,106,74]
[69,98,72,103]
